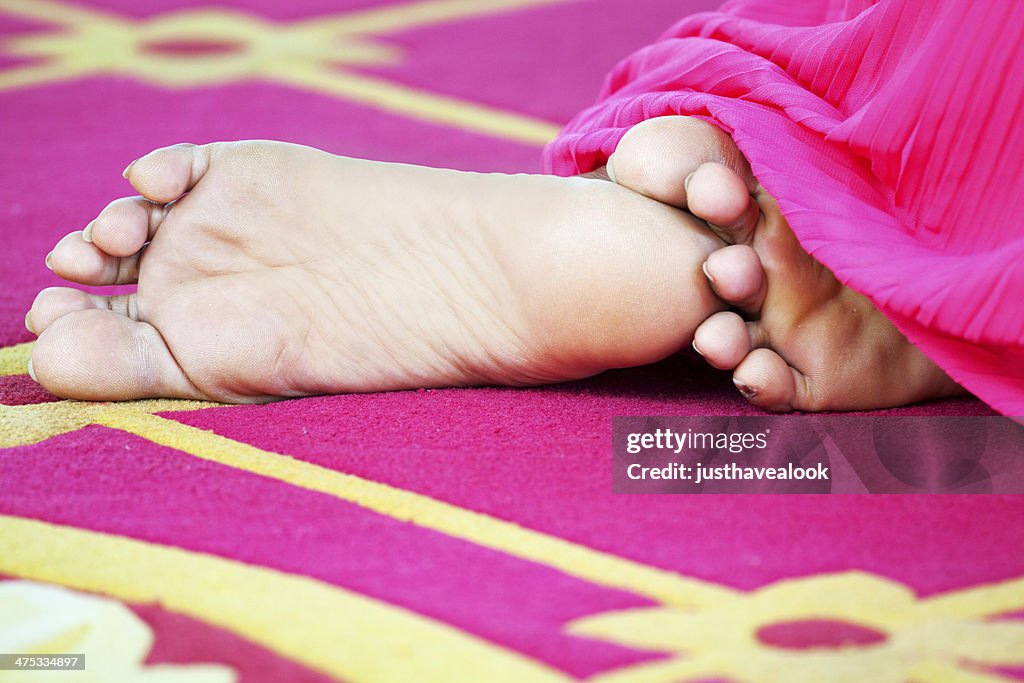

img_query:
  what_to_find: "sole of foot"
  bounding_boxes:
[27,140,724,402]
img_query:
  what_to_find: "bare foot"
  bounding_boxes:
[606,117,964,411]
[26,141,723,402]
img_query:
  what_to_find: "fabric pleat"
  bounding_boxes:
[543,0,1024,415]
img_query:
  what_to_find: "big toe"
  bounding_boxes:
[606,116,755,209]
[31,309,201,401]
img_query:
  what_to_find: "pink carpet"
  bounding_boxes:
[1,1,1021,681]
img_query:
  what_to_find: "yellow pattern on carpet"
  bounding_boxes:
[0,516,571,683]
[571,572,1024,683]
[0,0,567,144]
[0,342,32,377]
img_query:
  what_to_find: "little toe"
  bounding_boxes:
[606,116,755,209]
[29,287,138,334]
[124,142,212,204]
[686,162,760,244]
[733,348,811,412]
[703,244,766,313]
[47,231,141,286]
[87,196,168,257]
[30,308,201,401]
[692,311,751,370]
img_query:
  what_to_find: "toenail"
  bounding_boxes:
[27,358,37,382]
[691,339,705,357]
[605,154,618,183]
[24,311,34,334]
[734,378,757,400]
[122,159,137,179]
[44,252,53,270]
[82,221,94,243]
[701,260,715,283]
[684,172,695,193]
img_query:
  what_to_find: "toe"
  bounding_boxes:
[29,287,138,334]
[30,309,201,401]
[733,347,814,412]
[703,244,766,313]
[29,287,102,334]
[692,311,751,370]
[124,142,212,204]
[606,116,755,209]
[86,196,168,257]
[687,162,760,244]
[47,231,141,286]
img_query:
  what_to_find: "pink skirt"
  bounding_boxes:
[544,0,1024,416]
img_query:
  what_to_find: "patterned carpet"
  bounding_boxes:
[0,1,1021,681]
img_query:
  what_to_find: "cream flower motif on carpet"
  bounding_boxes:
[0,581,235,682]
[569,571,1024,683]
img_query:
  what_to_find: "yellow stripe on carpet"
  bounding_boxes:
[263,65,561,145]
[94,407,739,611]
[0,515,572,683]
[0,0,566,145]
[0,342,32,376]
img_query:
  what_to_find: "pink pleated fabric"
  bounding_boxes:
[544,0,1024,415]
